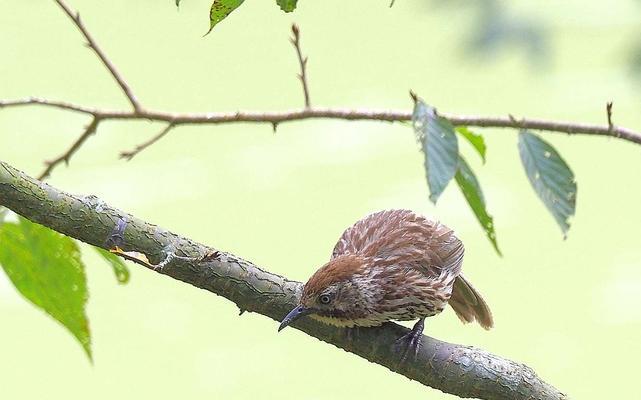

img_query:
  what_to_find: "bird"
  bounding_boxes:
[278,209,493,358]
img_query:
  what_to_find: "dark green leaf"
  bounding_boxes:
[412,99,459,203]
[455,157,501,255]
[518,131,576,237]
[94,247,130,284]
[206,0,245,35]
[456,126,487,163]
[276,0,297,12]
[0,217,91,360]
[175,0,181,7]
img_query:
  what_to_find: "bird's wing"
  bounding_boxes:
[331,209,464,277]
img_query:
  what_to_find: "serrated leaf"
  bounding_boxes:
[94,247,130,284]
[277,0,297,12]
[456,126,487,163]
[206,0,245,35]
[412,99,459,203]
[455,156,501,255]
[518,130,576,237]
[0,217,91,360]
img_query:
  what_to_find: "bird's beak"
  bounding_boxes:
[278,305,311,332]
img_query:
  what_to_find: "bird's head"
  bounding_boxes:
[278,254,376,331]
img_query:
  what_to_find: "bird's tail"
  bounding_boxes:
[449,275,493,330]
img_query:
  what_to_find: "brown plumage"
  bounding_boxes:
[278,210,493,353]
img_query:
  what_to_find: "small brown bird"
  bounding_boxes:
[278,209,493,356]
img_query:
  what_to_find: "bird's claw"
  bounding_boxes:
[393,318,425,364]
[394,330,422,363]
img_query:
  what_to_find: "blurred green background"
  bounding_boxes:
[1,1,641,399]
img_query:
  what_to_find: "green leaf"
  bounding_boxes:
[456,126,487,163]
[518,131,577,237]
[412,99,459,203]
[94,247,130,284]
[175,0,181,7]
[0,217,91,360]
[206,0,245,35]
[455,157,501,255]
[276,0,297,12]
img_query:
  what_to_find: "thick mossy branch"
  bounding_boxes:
[0,160,566,400]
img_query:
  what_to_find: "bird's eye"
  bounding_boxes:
[319,294,331,305]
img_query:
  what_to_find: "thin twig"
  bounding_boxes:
[98,107,641,146]
[290,24,311,108]
[38,116,100,180]
[6,99,641,178]
[606,101,614,132]
[53,0,142,112]
[120,123,175,161]
[6,96,641,177]
[0,97,97,115]
[6,96,640,145]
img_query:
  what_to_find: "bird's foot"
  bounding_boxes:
[393,318,425,364]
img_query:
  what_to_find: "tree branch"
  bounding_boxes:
[119,123,175,161]
[0,97,98,115]
[4,95,641,178]
[0,159,567,400]
[290,24,311,108]
[39,116,99,180]
[5,98,640,141]
[4,96,641,146]
[53,0,142,112]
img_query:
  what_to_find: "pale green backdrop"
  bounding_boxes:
[1,1,640,399]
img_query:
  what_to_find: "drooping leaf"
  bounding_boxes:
[518,130,576,237]
[412,99,459,203]
[455,156,501,255]
[94,247,130,284]
[206,0,245,35]
[0,217,91,360]
[456,126,487,163]
[276,0,297,12]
